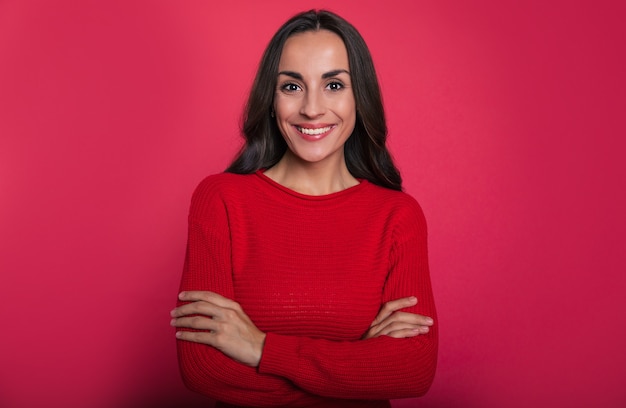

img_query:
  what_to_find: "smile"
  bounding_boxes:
[295,125,334,135]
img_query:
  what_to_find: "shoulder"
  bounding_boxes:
[192,172,249,197]
[189,172,255,219]
[363,183,428,238]
[367,183,426,218]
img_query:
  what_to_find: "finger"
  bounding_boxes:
[366,319,416,339]
[363,324,427,340]
[366,323,430,339]
[179,291,241,310]
[385,311,434,326]
[367,314,397,338]
[175,329,216,345]
[377,321,430,336]
[369,312,408,336]
[178,291,220,302]
[170,315,219,331]
[171,300,225,318]
[370,296,417,327]
[384,328,425,339]
[413,314,434,326]
[367,311,433,338]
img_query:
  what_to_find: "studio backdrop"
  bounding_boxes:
[1,1,624,407]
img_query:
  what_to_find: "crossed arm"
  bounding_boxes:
[170,291,433,368]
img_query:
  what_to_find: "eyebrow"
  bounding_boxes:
[277,69,350,80]
[322,69,350,79]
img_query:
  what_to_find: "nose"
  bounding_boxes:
[299,89,325,118]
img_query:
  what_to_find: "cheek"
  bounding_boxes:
[273,97,295,139]
[333,93,356,117]
[337,99,356,128]
[274,95,297,120]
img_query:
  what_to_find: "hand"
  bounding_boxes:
[363,296,434,339]
[170,291,266,367]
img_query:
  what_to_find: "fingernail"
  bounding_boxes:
[409,296,417,302]
[175,331,182,338]
[178,292,185,299]
[170,310,176,317]
[426,318,434,325]
[420,327,430,333]
[169,319,176,326]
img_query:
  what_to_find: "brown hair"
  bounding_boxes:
[226,9,402,191]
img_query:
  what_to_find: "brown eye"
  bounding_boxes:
[326,81,344,91]
[282,83,301,92]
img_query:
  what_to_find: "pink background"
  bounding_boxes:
[1,1,624,407]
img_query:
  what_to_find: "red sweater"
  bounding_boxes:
[177,171,437,407]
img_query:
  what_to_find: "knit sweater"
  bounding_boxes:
[177,171,438,407]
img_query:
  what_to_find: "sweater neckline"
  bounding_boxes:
[254,170,369,201]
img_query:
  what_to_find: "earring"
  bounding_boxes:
[270,110,275,118]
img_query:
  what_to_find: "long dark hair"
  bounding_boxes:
[226,9,402,191]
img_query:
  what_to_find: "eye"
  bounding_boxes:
[281,83,301,92]
[326,81,344,91]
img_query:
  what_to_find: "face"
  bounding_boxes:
[273,30,356,166]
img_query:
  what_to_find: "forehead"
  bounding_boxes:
[278,29,349,72]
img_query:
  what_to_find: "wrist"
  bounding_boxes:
[251,332,267,367]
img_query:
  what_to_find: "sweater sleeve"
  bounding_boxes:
[176,180,317,407]
[257,198,438,400]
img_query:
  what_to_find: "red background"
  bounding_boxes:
[1,1,625,407]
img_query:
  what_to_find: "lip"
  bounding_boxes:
[293,124,336,141]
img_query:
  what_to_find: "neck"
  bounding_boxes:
[264,151,359,196]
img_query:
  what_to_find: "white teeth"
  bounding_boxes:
[297,126,332,135]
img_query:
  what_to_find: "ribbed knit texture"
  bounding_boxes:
[177,171,438,407]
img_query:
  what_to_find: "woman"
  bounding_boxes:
[170,10,437,407]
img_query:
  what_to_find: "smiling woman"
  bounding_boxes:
[170,9,437,407]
